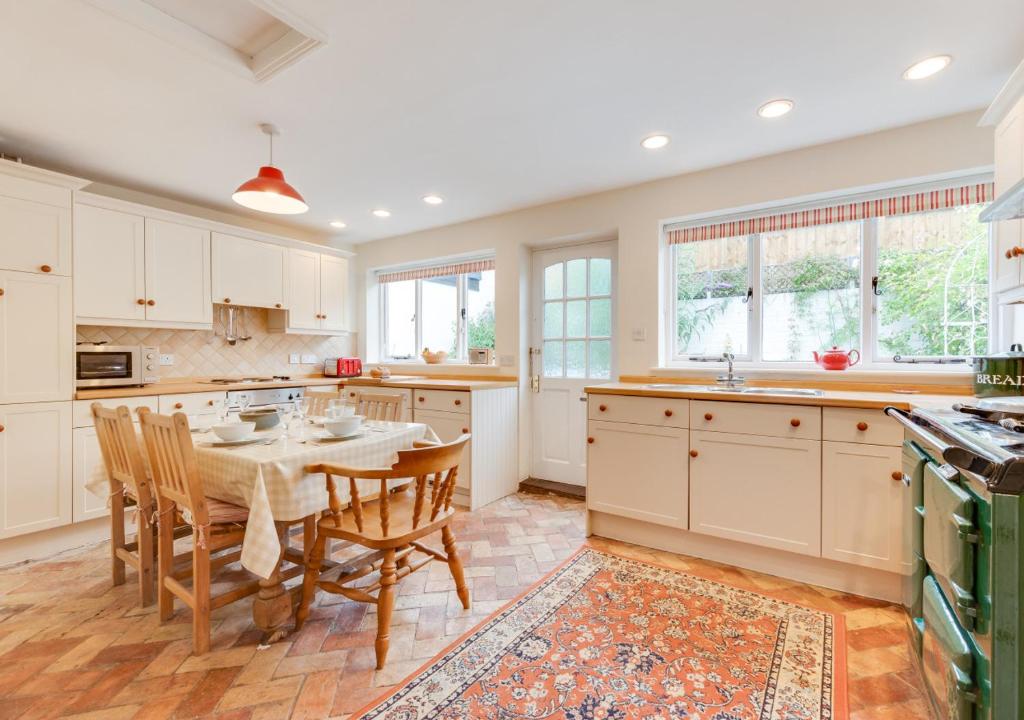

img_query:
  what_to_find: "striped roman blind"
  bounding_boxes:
[377,258,495,284]
[665,180,993,245]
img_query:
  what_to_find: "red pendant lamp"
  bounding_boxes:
[232,123,308,215]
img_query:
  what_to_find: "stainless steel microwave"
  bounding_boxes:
[75,344,159,388]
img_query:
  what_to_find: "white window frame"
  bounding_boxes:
[664,191,993,372]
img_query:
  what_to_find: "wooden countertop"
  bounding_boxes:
[584,382,970,410]
[75,377,345,400]
[342,376,518,391]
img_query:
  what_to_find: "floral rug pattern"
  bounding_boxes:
[356,548,846,720]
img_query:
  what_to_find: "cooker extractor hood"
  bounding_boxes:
[980,176,1024,222]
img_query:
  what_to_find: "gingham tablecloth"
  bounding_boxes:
[86,422,435,578]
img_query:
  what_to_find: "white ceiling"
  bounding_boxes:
[1,0,1022,244]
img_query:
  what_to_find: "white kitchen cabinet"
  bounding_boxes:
[689,429,821,556]
[994,95,1024,294]
[72,426,109,523]
[0,402,72,539]
[0,193,71,277]
[414,408,472,492]
[268,248,349,335]
[0,270,73,403]
[144,219,212,325]
[74,204,146,322]
[588,420,688,529]
[212,232,287,310]
[319,254,348,331]
[822,441,908,573]
[285,248,320,330]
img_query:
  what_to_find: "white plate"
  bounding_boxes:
[313,430,364,442]
[205,436,261,447]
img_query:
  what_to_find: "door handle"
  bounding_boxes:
[529,347,541,393]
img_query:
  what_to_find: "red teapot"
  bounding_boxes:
[813,346,860,371]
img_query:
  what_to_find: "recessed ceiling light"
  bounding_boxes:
[372,209,391,218]
[640,134,671,150]
[757,99,794,119]
[422,194,444,205]
[902,55,952,80]
[329,220,346,229]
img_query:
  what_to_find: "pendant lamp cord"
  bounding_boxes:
[268,132,274,166]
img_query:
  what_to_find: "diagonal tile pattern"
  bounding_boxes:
[0,494,932,719]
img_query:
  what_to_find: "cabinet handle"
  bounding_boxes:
[0,289,4,297]
[147,299,155,306]
[891,471,903,482]
[790,418,801,427]
[599,404,607,412]
[664,409,673,417]
[349,392,356,398]
[418,397,425,402]
[224,298,231,304]
[857,422,869,431]
[207,400,214,406]
[174,402,183,409]
[0,424,4,432]
[321,314,327,319]
[275,303,282,309]
[454,399,462,406]
[587,437,594,444]
[40,265,52,273]
[704,412,713,421]
[1012,247,1024,258]
[136,298,146,305]
[689,449,698,458]
[461,427,469,433]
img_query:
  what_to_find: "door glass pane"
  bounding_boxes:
[466,269,496,351]
[589,258,611,296]
[421,275,458,355]
[565,340,586,377]
[566,259,587,297]
[566,300,586,337]
[674,236,750,357]
[384,280,416,359]
[761,222,861,362]
[544,263,563,299]
[589,298,611,337]
[589,340,611,378]
[543,340,563,377]
[876,206,989,359]
[543,302,563,338]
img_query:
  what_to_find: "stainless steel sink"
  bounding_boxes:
[643,383,823,397]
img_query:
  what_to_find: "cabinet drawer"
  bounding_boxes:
[158,391,225,415]
[823,407,903,446]
[412,389,470,414]
[72,396,158,428]
[691,400,820,439]
[588,395,689,428]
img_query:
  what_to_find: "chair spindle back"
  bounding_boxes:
[137,408,210,526]
[354,392,403,422]
[92,403,152,508]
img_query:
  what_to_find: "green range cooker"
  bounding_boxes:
[887,404,1024,720]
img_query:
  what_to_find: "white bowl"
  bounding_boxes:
[212,421,255,442]
[323,415,363,437]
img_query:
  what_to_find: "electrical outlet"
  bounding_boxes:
[301,354,317,364]
[631,327,646,341]
[289,353,300,365]
[159,354,174,366]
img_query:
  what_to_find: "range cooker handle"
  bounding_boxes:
[884,407,954,454]
[884,407,996,479]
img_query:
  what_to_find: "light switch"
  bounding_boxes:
[289,353,300,365]
[159,354,174,366]
[631,327,646,341]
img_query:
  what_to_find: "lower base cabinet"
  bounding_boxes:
[587,420,688,529]
[414,408,472,493]
[0,401,71,539]
[689,429,822,556]
[72,426,109,523]
[821,440,907,572]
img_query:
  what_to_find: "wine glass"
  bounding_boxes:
[235,393,251,419]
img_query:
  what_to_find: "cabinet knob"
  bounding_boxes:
[0,288,4,297]
[454,399,462,406]
[349,392,356,397]
[599,404,607,412]
[1013,246,1024,258]
[418,397,425,402]
[0,424,4,432]
[461,427,469,434]
[40,265,52,273]
[207,400,215,406]
[174,402,183,409]
[275,303,282,309]
[587,437,594,444]
[857,422,869,431]
[664,409,673,417]
[136,298,145,305]
[689,449,698,458]
[790,418,801,427]
[224,298,231,304]
[147,299,155,306]
[321,314,327,319]
[704,412,713,421]
[891,471,903,482]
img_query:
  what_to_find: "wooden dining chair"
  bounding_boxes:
[295,434,472,669]
[137,407,261,655]
[304,389,343,417]
[354,391,404,422]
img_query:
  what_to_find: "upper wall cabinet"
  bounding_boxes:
[144,219,212,325]
[268,248,350,335]
[994,95,1024,295]
[0,174,72,277]
[212,232,287,310]
[320,254,349,332]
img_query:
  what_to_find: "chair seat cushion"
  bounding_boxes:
[206,498,250,525]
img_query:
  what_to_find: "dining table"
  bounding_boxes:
[87,418,436,642]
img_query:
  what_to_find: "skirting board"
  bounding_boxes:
[589,511,911,605]
[0,517,110,568]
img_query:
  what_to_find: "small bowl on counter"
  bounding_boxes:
[239,408,281,431]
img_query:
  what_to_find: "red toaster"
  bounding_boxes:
[324,357,362,378]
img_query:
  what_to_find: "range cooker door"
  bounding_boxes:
[923,462,980,629]
[922,576,978,720]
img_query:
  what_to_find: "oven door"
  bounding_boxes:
[922,575,979,720]
[76,348,139,387]
[924,462,980,630]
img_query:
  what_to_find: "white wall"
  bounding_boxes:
[353,110,994,478]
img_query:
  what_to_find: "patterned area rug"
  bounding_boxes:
[355,547,847,720]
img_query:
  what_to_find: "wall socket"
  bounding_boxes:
[301,354,317,364]
[289,353,300,365]
[159,354,174,366]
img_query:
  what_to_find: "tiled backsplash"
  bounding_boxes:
[77,308,356,379]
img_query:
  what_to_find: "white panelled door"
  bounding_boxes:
[530,242,614,486]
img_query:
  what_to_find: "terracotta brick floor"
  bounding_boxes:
[0,493,932,719]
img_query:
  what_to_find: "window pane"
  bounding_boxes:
[674,236,750,357]
[760,223,861,362]
[566,300,586,337]
[876,206,989,358]
[589,339,611,379]
[466,269,495,351]
[384,280,416,359]
[544,263,563,299]
[590,258,611,295]
[421,275,458,355]
[590,298,611,337]
[543,302,563,338]
[565,340,586,377]
[566,259,587,297]
[543,340,563,377]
